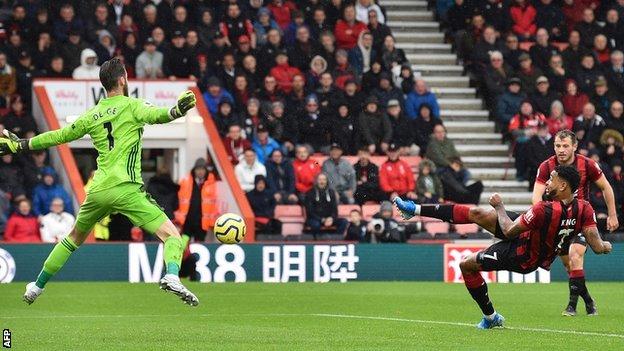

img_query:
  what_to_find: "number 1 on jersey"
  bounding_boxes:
[103,122,114,150]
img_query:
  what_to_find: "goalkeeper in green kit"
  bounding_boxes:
[0,59,200,306]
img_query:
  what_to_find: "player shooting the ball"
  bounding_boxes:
[0,58,200,306]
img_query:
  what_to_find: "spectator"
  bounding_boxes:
[341,78,365,115]
[170,5,190,36]
[561,30,589,76]
[371,73,402,109]
[304,173,347,239]
[575,8,601,49]
[284,10,307,46]
[53,3,84,42]
[545,54,568,93]
[2,96,37,138]
[379,143,417,201]
[206,31,227,70]
[366,200,405,243]
[535,0,567,42]
[344,209,368,242]
[334,4,368,50]
[46,56,69,78]
[139,5,159,43]
[254,7,280,47]
[509,101,547,179]
[592,34,610,65]
[484,51,515,108]
[307,55,328,91]
[268,0,296,31]
[529,28,559,72]
[202,77,234,116]
[175,158,218,242]
[517,52,543,94]
[562,0,584,34]
[220,3,256,48]
[361,60,382,92]
[146,168,180,220]
[439,157,483,205]
[446,0,474,51]
[322,143,356,204]
[293,144,321,197]
[330,101,358,155]
[252,124,281,164]
[356,0,385,24]
[0,154,24,200]
[405,79,440,119]
[496,77,526,132]
[135,38,164,79]
[386,99,413,154]
[217,52,239,94]
[21,150,48,195]
[380,35,408,72]
[471,26,505,70]
[163,31,198,80]
[15,51,36,106]
[32,166,74,217]
[223,124,251,165]
[310,7,333,41]
[576,54,603,94]
[562,79,589,117]
[546,100,574,135]
[319,31,337,69]
[297,94,330,151]
[235,148,267,192]
[3,199,40,242]
[358,95,392,154]
[606,101,624,135]
[247,175,280,234]
[72,48,100,79]
[503,33,524,70]
[270,50,302,94]
[417,159,444,204]
[368,9,392,53]
[290,26,321,72]
[530,76,561,114]
[232,75,253,112]
[121,33,141,71]
[266,149,298,204]
[348,31,376,76]
[603,9,623,51]
[353,148,383,204]
[214,100,240,137]
[526,123,555,187]
[258,75,284,107]
[591,78,617,118]
[397,63,415,95]
[242,54,263,91]
[40,198,75,243]
[0,52,16,107]
[61,30,89,72]
[479,0,510,33]
[197,9,219,47]
[510,0,537,40]
[573,102,606,149]
[426,124,461,169]
[87,3,118,46]
[412,104,443,155]
[265,101,291,145]
[605,51,624,100]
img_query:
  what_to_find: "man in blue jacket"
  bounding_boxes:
[405,79,440,119]
[32,167,74,216]
[252,124,281,164]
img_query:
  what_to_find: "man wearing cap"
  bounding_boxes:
[235,35,256,63]
[15,51,37,107]
[252,124,281,165]
[359,95,392,154]
[219,3,256,48]
[386,99,413,153]
[297,94,330,152]
[372,72,404,108]
[135,37,164,79]
[163,30,198,80]
[322,143,357,204]
[496,77,526,131]
[379,143,417,201]
[590,77,617,117]
[530,75,561,114]
[517,52,543,94]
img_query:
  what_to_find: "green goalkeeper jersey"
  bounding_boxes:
[30,95,171,193]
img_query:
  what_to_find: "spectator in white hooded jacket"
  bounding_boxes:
[235,148,267,192]
[40,197,75,243]
[72,48,100,79]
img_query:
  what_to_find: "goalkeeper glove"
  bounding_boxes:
[169,90,197,119]
[0,129,29,156]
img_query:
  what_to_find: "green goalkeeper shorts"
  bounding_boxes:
[75,182,168,235]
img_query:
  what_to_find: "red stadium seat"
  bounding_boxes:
[338,204,361,218]
[362,204,379,220]
[275,205,304,217]
[275,205,305,236]
[454,224,480,235]
[425,222,450,236]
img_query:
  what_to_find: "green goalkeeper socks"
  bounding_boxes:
[35,237,79,288]
[164,236,183,276]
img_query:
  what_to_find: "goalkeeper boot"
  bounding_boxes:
[23,282,44,305]
[476,313,505,329]
[159,274,199,307]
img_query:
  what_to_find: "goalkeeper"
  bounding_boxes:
[1,58,200,306]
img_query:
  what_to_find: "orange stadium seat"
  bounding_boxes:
[362,204,379,220]
[338,204,361,218]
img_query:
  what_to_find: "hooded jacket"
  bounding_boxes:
[416,159,444,198]
[32,167,74,216]
[175,159,218,231]
[72,48,100,79]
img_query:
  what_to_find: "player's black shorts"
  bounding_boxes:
[476,240,536,274]
[558,233,587,256]
[494,211,521,240]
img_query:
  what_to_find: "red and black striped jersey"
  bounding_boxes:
[535,154,603,200]
[516,199,597,270]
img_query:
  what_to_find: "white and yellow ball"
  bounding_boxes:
[214,213,246,244]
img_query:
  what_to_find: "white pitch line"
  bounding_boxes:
[313,313,624,339]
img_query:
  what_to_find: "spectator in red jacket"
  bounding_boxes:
[223,124,251,165]
[510,0,537,41]
[379,143,417,201]
[268,0,297,31]
[562,79,589,117]
[334,4,368,50]
[270,50,303,94]
[4,199,40,242]
[293,144,321,198]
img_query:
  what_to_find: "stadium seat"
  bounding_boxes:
[275,205,304,217]
[424,222,450,236]
[275,205,305,237]
[404,156,421,174]
[338,204,361,218]
[454,224,480,235]
[362,204,380,220]
[370,156,386,167]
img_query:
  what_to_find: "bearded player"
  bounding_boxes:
[0,58,200,306]
[532,129,618,316]
[394,165,612,328]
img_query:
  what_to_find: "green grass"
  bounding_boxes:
[1,282,623,350]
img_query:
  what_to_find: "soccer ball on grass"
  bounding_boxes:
[214,213,246,244]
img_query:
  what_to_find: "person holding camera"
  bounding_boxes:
[366,200,405,243]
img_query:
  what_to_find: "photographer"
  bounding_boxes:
[366,201,405,243]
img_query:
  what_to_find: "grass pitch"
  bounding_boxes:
[1,282,623,350]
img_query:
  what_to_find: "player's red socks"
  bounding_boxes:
[568,269,593,308]
[463,271,485,289]
[463,272,495,316]
[569,269,584,279]
[419,204,471,224]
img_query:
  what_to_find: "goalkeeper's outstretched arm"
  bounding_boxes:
[135,90,197,125]
[0,116,89,155]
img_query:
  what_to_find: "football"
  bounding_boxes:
[214,213,246,244]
